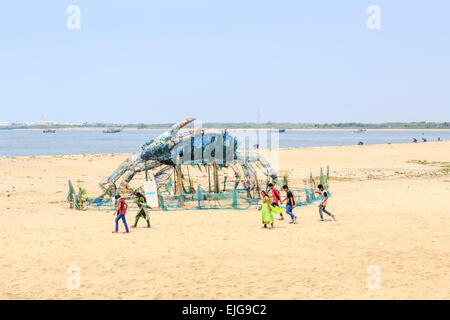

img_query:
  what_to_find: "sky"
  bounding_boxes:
[0,0,449,124]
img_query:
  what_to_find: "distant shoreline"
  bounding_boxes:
[1,121,449,131]
[2,127,450,132]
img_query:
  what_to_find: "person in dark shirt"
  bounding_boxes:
[281,185,297,224]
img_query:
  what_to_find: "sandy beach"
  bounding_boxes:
[0,141,449,299]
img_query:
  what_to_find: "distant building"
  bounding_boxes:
[38,120,58,126]
[0,122,11,127]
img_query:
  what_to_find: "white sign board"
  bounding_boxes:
[144,180,159,208]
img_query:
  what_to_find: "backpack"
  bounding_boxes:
[273,188,280,201]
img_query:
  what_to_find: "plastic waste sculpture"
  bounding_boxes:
[67,118,330,211]
[95,118,278,208]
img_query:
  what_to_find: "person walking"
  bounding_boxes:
[132,192,151,228]
[113,195,130,233]
[281,185,297,223]
[315,184,336,222]
[268,183,284,220]
[260,191,274,229]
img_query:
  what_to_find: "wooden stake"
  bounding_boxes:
[213,160,219,193]
[207,165,211,193]
[176,165,184,206]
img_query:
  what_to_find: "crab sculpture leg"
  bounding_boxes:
[236,152,278,186]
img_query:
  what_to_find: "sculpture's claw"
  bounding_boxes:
[169,118,196,138]
[140,118,199,161]
[170,118,203,146]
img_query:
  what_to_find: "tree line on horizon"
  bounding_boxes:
[1,121,449,130]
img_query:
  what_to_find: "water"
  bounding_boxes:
[0,129,448,157]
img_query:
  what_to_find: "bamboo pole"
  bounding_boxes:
[176,165,184,206]
[173,167,177,195]
[213,160,219,193]
[207,165,211,193]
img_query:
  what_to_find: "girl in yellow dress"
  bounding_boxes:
[260,191,274,228]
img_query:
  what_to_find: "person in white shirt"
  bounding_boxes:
[315,184,336,222]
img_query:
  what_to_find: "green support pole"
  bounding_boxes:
[145,160,148,182]
[232,188,238,209]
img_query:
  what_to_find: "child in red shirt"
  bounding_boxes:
[268,183,284,220]
[113,195,130,233]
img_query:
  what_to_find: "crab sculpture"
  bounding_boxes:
[99,118,278,195]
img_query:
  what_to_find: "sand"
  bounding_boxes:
[0,141,449,299]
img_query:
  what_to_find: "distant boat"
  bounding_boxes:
[278,128,286,133]
[103,128,122,134]
[43,129,56,133]
[353,129,367,133]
